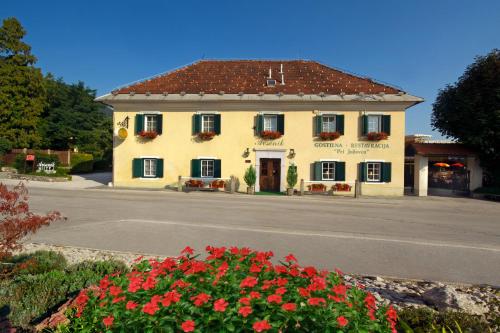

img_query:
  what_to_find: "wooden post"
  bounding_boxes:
[299,179,304,196]
[178,176,182,192]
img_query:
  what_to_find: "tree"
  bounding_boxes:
[0,17,45,148]
[0,183,63,260]
[40,75,113,158]
[243,165,256,187]
[432,49,500,184]
[286,164,298,188]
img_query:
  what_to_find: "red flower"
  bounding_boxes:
[181,246,194,255]
[285,253,297,262]
[249,263,262,273]
[275,287,287,295]
[214,298,229,312]
[162,290,182,307]
[142,275,157,290]
[142,301,160,315]
[181,320,196,332]
[109,285,122,297]
[337,316,349,327]
[238,306,253,317]
[239,297,251,305]
[267,294,282,304]
[307,297,326,306]
[103,315,114,328]
[282,303,297,311]
[112,296,126,304]
[249,291,261,299]
[240,276,258,288]
[126,301,138,310]
[191,293,211,307]
[253,320,272,332]
[298,287,310,297]
[332,284,347,296]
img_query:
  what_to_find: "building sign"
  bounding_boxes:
[26,154,35,161]
[37,162,56,174]
[255,139,284,146]
[314,142,390,155]
[117,128,128,139]
[117,116,129,129]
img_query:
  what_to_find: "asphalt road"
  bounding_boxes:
[18,185,500,285]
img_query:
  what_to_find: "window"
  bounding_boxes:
[322,115,336,133]
[201,160,214,178]
[322,162,335,180]
[201,114,215,133]
[263,115,278,131]
[367,115,381,133]
[144,115,158,132]
[144,159,157,177]
[367,162,381,182]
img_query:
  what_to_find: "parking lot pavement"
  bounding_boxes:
[15,185,500,285]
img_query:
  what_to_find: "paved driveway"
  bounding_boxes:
[12,184,500,285]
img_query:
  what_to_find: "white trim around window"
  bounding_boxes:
[143,159,157,178]
[201,114,215,133]
[201,159,215,178]
[144,114,158,132]
[321,161,336,181]
[366,162,382,183]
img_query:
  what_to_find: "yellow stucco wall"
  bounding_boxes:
[112,105,405,196]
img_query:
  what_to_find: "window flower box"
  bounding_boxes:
[197,131,216,141]
[210,179,225,189]
[319,131,341,141]
[185,179,204,188]
[260,130,282,140]
[332,183,352,192]
[138,130,158,139]
[366,132,388,141]
[308,183,327,192]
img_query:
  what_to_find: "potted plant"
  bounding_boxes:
[260,130,282,140]
[198,131,216,141]
[366,132,388,141]
[243,165,256,194]
[319,131,341,141]
[286,164,297,196]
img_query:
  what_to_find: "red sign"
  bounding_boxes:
[26,154,35,161]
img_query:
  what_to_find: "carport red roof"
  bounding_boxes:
[407,143,477,156]
[112,60,401,95]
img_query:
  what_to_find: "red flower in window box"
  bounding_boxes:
[308,183,327,192]
[332,183,352,192]
[366,132,388,141]
[260,131,282,140]
[319,131,341,141]
[138,131,158,139]
[197,131,216,141]
[185,179,204,188]
[210,180,225,189]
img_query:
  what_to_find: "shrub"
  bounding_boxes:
[70,153,94,174]
[92,159,112,172]
[66,260,129,277]
[0,137,12,156]
[65,246,398,332]
[244,165,257,187]
[14,152,60,174]
[3,250,67,276]
[286,165,298,188]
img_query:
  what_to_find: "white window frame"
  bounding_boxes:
[366,162,381,182]
[263,114,278,132]
[201,114,215,133]
[201,159,214,178]
[143,159,157,178]
[144,115,158,132]
[367,115,381,133]
[322,161,335,181]
[322,115,336,133]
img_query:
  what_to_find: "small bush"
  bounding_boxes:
[286,164,298,188]
[244,165,256,187]
[70,153,94,174]
[0,137,12,156]
[4,250,67,276]
[67,260,129,277]
[92,159,112,172]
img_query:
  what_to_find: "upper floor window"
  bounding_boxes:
[202,114,215,133]
[367,115,381,133]
[263,115,278,132]
[201,159,214,178]
[366,162,381,182]
[322,115,336,133]
[144,115,158,132]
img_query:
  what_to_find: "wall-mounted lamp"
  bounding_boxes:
[243,148,250,158]
[289,148,296,158]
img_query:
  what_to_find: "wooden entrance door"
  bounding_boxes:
[259,158,281,192]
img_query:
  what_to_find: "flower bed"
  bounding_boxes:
[319,131,341,141]
[260,131,282,140]
[185,179,204,188]
[66,246,397,332]
[332,183,352,192]
[210,179,225,189]
[197,131,216,141]
[138,131,158,139]
[308,183,327,192]
[366,132,388,141]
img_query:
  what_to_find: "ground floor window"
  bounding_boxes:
[144,159,157,177]
[322,162,335,180]
[201,160,214,178]
[366,162,381,182]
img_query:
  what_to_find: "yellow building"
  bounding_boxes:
[96,60,422,196]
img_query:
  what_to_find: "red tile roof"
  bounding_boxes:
[406,143,477,156]
[113,60,401,95]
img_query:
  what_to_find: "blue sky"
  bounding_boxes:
[2,0,499,137]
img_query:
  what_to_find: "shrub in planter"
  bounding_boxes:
[332,183,352,192]
[286,165,298,195]
[244,165,257,194]
[319,132,341,141]
[64,246,398,332]
[260,131,282,140]
[138,131,158,139]
[210,180,225,189]
[185,179,204,188]
[366,132,388,141]
[197,131,216,141]
[308,183,327,192]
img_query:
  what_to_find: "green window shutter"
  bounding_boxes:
[336,115,345,135]
[335,162,346,181]
[135,114,144,134]
[361,115,368,136]
[277,114,285,134]
[214,159,221,178]
[256,115,263,134]
[132,158,143,178]
[382,162,392,182]
[314,162,322,181]
[156,159,164,178]
[156,115,163,135]
[359,162,366,182]
[382,115,391,135]
[192,114,201,134]
[191,159,201,177]
[315,116,323,136]
[214,114,221,134]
